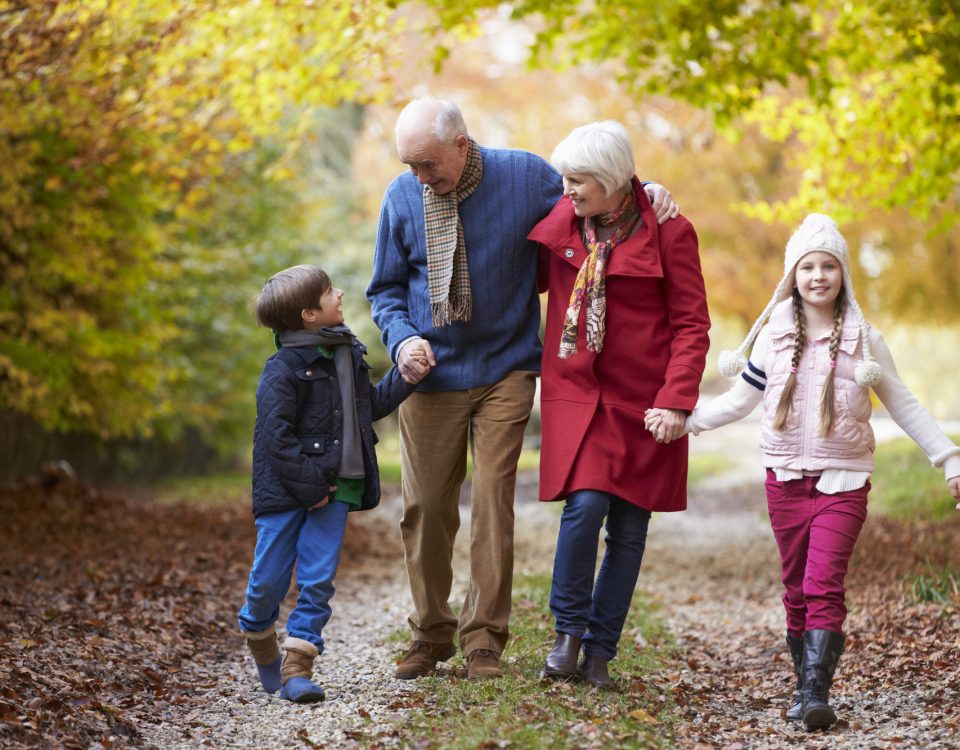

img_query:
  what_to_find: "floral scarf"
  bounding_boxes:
[558,191,641,359]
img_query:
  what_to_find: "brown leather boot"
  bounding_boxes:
[467,648,502,679]
[394,640,456,679]
[577,654,613,689]
[542,633,581,679]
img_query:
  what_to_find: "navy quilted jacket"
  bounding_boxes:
[251,339,414,517]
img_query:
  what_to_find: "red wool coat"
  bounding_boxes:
[529,180,711,511]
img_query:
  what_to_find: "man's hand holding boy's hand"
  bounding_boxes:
[399,337,436,384]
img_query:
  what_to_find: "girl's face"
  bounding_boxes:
[794,251,842,311]
[562,173,621,218]
[302,285,344,329]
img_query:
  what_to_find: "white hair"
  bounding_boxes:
[550,120,635,195]
[395,96,468,144]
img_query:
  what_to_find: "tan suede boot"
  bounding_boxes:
[279,637,325,703]
[244,625,281,694]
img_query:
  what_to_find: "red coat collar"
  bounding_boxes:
[528,176,662,277]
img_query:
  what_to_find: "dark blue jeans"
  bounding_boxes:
[549,489,652,661]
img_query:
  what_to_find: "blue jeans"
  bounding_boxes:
[549,489,652,661]
[238,501,349,652]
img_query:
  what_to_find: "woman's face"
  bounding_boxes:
[794,251,842,312]
[562,173,620,218]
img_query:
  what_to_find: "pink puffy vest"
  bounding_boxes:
[759,300,875,472]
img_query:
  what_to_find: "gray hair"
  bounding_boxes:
[395,96,468,144]
[550,120,635,196]
[256,264,331,332]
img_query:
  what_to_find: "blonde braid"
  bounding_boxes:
[818,292,846,436]
[773,289,806,432]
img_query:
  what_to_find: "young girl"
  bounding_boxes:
[657,213,960,731]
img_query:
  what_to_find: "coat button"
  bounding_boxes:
[564,248,575,258]
[334,439,340,445]
[313,442,320,448]
[305,370,312,376]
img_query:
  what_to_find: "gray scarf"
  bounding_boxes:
[278,325,364,479]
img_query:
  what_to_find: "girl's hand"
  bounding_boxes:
[645,408,686,443]
[948,476,960,505]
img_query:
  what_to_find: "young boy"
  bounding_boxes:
[238,264,428,703]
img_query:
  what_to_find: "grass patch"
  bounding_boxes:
[869,435,960,521]
[687,452,729,487]
[903,565,960,605]
[141,472,250,505]
[374,574,680,750]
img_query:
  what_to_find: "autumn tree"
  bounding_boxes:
[417,0,960,229]
[0,0,395,445]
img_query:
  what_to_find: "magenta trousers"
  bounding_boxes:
[765,470,869,637]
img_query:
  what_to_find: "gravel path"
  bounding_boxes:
[138,418,960,748]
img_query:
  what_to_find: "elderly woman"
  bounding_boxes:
[528,121,710,687]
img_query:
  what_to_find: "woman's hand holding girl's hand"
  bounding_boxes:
[644,408,686,444]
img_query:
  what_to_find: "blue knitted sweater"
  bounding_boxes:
[367,146,563,391]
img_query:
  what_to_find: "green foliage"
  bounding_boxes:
[0,0,397,446]
[375,574,680,749]
[870,435,960,521]
[417,0,960,227]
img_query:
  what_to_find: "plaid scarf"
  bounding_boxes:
[423,138,483,327]
[558,191,641,359]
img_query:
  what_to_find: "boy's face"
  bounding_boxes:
[301,285,344,330]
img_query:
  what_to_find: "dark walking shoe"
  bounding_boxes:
[800,629,844,731]
[467,648,502,679]
[785,634,804,722]
[542,633,582,680]
[394,640,456,680]
[577,654,613,689]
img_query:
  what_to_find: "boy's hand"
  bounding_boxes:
[948,476,960,505]
[309,486,336,511]
[399,337,435,384]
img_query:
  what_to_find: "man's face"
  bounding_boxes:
[397,131,469,195]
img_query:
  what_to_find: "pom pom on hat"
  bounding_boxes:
[854,357,882,387]
[718,349,747,379]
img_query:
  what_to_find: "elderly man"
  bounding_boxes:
[367,97,676,680]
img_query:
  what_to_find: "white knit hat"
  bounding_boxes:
[717,213,881,387]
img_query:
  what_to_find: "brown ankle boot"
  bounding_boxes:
[467,648,502,679]
[577,654,613,689]
[542,633,581,679]
[394,640,456,680]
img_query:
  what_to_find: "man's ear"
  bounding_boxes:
[454,133,469,155]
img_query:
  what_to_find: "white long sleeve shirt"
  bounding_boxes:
[687,326,960,493]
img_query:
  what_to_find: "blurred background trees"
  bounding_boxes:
[1,0,957,481]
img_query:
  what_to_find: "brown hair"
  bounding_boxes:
[255,265,331,332]
[772,288,846,435]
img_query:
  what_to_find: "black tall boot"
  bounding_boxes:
[800,629,844,730]
[785,634,804,722]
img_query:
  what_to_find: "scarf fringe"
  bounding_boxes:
[431,296,473,327]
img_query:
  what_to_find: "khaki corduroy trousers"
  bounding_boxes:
[398,370,537,656]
